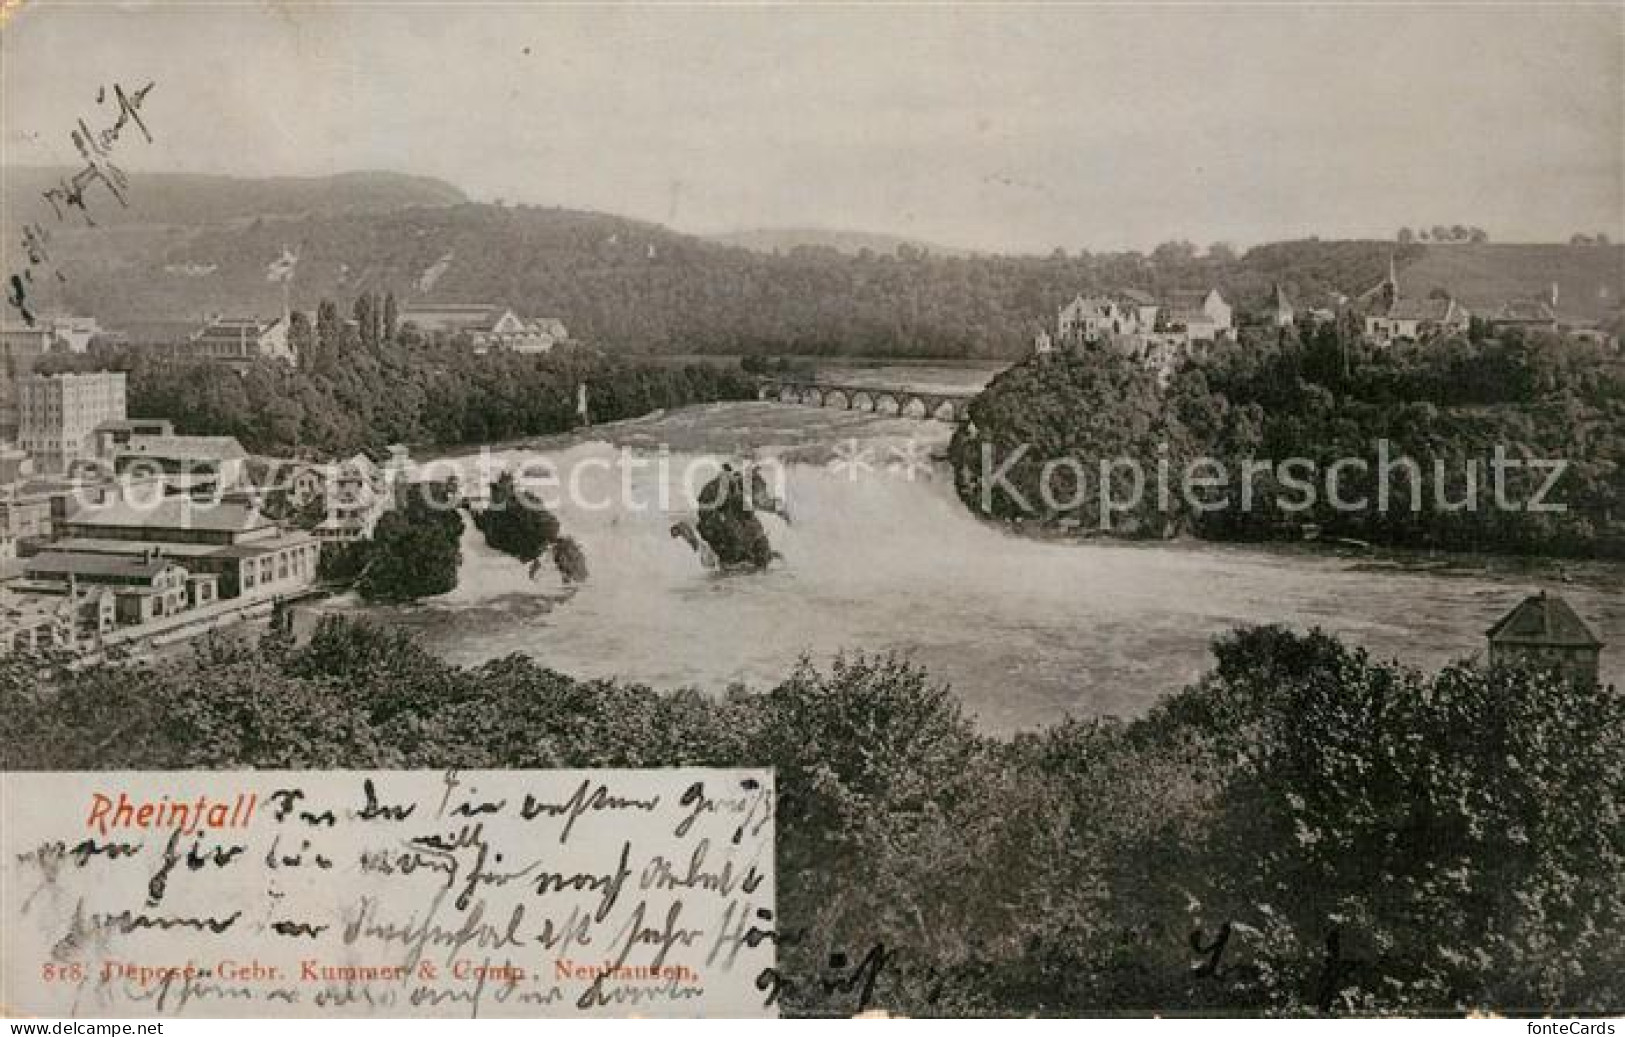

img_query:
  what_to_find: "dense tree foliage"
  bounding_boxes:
[952,325,1625,557]
[355,483,465,602]
[5,619,1619,1015]
[950,344,1199,534]
[1167,325,1625,556]
[41,298,760,458]
[1132,627,1625,1013]
[551,535,589,584]
[474,471,562,564]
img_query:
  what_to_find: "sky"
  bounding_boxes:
[2,2,1621,254]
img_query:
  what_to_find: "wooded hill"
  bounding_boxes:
[5,169,1620,358]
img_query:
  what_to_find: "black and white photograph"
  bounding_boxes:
[1,0,1622,1023]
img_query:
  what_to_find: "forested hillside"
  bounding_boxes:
[6,170,1620,358]
[951,323,1625,558]
[706,226,977,258]
[1,167,467,228]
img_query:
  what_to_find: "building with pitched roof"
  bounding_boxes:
[1056,295,1143,343]
[51,498,318,600]
[1367,295,1471,343]
[1486,591,1606,687]
[176,315,293,366]
[1159,289,1233,342]
[1488,298,1559,334]
[399,304,567,354]
[1487,285,1564,336]
[0,588,76,655]
[1262,284,1296,328]
[311,453,390,542]
[112,434,248,493]
[1047,287,1232,382]
[20,549,202,625]
[1359,256,1471,344]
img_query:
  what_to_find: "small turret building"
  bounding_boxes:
[1486,591,1605,687]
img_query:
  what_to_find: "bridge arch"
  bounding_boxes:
[758,379,974,422]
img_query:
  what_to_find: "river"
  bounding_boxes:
[306,401,1625,734]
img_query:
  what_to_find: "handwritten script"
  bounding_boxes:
[7,79,155,324]
[0,769,776,1018]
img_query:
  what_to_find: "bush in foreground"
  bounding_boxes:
[4,619,1620,1015]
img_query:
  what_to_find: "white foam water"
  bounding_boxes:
[313,433,1625,733]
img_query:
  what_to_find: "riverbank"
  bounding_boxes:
[973,513,1624,592]
[65,584,332,668]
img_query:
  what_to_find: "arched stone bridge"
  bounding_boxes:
[756,379,978,422]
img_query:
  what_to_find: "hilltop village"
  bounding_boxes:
[1034,256,1617,382]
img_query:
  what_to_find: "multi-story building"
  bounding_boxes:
[0,316,101,358]
[45,317,103,354]
[0,317,110,438]
[1160,289,1235,342]
[50,497,319,602]
[309,454,391,542]
[1,325,53,442]
[1487,298,1559,335]
[175,315,294,366]
[0,321,55,360]
[17,372,127,475]
[1055,288,1233,349]
[1,494,320,653]
[1057,295,1142,343]
[19,550,203,626]
[1048,288,1233,385]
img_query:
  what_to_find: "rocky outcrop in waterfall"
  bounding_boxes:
[679,463,782,571]
[478,471,589,584]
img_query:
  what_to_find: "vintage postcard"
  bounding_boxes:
[1,0,1621,1025]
